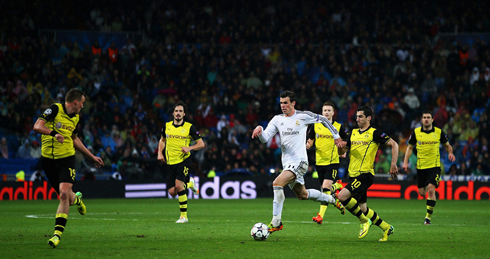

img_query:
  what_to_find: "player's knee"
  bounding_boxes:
[168,188,176,197]
[59,190,70,202]
[297,194,308,200]
[338,189,349,202]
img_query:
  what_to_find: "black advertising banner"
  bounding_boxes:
[1,177,489,201]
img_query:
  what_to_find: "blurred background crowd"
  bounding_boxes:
[0,0,489,181]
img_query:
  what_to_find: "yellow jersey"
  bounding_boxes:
[161,121,202,165]
[308,121,348,165]
[346,126,391,177]
[408,126,448,169]
[39,103,79,159]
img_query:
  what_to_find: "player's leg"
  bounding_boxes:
[268,170,295,232]
[49,182,73,248]
[176,160,193,223]
[425,168,441,224]
[339,175,373,238]
[425,182,437,225]
[188,177,199,195]
[326,166,345,214]
[313,166,329,224]
[175,178,189,223]
[290,164,336,204]
[362,205,394,241]
[418,169,436,225]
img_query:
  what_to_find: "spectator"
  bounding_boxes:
[0,137,8,159]
[16,139,32,159]
[404,88,420,111]
[30,141,41,158]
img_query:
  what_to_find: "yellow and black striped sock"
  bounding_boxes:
[319,190,330,218]
[364,207,390,231]
[54,213,68,238]
[426,199,436,219]
[331,182,343,192]
[341,197,369,223]
[178,190,188,218]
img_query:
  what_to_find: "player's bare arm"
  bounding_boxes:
[445,143,456,162]
[385,138,399,178]
[181,139,205,153]
[157,137,166,163]
[33,119,65,143]
[402,145,414,172]
[251,126,263,139]
[73,133,104,168]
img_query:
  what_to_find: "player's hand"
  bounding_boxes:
[157,154,166,163]
[402,162,408,172]
[335,139,346,149]
[251,126,262,139]
[389,164,399,179]
[92,156,104,168]
[181,146,191,153]
[448,153,456,162]
[339,153,347,158]
[306,142,311,149]
[55,134,64,144]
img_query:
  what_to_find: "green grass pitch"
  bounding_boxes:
[1,198,488,258]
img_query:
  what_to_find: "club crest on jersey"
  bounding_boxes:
[181,128,186,133]
[56,122,74,131]
[295,120,300,126]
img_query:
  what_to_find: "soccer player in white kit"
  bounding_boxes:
[251,90,345,233]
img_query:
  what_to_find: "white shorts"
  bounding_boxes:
[283,160,308,189]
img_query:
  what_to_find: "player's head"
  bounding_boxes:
[65,88,86,114]
[356,106,373,128]
[172,101,186,122]
[421,110,433,128]
[279,90,296,116]
[322,101,335,120]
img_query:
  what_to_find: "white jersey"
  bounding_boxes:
[258,110,340,166]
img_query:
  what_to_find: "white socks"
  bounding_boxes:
[307,189,335,204]
[272,186,285,226]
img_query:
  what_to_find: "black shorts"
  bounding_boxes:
[417,167,441,188]
[41,156,76,194]
[316,164,340,184]
[345,173,374,204]
[166,158,192,190]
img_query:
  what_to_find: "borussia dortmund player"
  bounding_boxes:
[33,88,104,248]
[158,101,204,223]
[402,110,455,225]
[307,102,347,224]
[338,106,398,241]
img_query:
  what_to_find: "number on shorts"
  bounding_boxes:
[332,169,338,179]
[69,168,76,181]
[435,174,440,185]
[183,166,189,177]
[351,178,361,190]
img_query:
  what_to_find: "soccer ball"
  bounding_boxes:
[251,222,269,241]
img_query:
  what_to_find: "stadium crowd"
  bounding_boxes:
[0,0,489,180]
